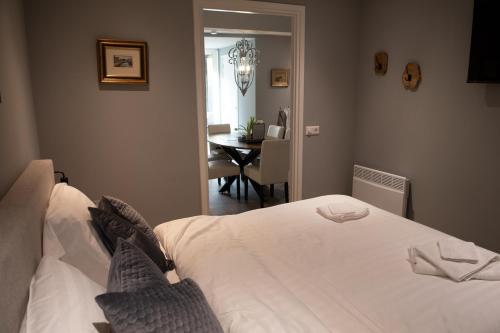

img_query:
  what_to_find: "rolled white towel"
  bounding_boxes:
[409,241,500,282]
[316,201,369,223]
[438,237,478,263]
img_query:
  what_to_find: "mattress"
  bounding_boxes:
[154,195,500,333]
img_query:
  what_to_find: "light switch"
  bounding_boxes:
[305,125,320,137]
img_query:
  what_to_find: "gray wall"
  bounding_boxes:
[298,0,360,197]
[24,0,201,225]
[23,0,361,225]
[203,1,362,198]
[255,36,291,131]
[354,0,500,251]
[0,0,39,198]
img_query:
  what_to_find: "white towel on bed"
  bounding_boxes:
[409,241,500,281]
[438,237,478,263]
[316,201,369,223]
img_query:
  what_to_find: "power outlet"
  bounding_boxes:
[305,125,320,137]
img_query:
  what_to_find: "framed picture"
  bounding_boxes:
[271,69,289,87]
[97,39,148,84]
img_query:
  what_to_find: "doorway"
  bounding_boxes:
[193,0,305,214]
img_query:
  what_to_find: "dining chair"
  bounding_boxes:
[208,160,240,200]
[207,124,231,184]
[243,139,289,208]
[266,125,285,140]
[207,124,231,160]
[284,128,291,140]
[277,110,287,129]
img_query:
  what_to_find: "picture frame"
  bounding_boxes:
[271,69,289,87]
[97,39,148,84]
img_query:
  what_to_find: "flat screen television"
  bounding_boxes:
[467,0,500,83]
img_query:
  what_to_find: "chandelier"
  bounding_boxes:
[228,39,260,96]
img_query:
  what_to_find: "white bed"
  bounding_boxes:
[155,195,500,333]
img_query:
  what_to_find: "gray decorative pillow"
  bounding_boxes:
[89,208,172,273]
[96,239,222,333]
[107,238,168,293]
[96,279,223,333]
[98,196,158,246]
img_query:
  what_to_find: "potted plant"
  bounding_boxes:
[238,116,256,141]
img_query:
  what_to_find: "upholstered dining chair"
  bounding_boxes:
[207,124,231,161]
[207,124,231,185]
[284,128,291,140]
[277,110,287,129]
[243,139,289,207]
[266,125,285,140]
[208,160,240,200]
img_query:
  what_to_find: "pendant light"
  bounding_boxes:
[228,38,260,96]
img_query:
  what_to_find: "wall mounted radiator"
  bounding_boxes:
[352,165,410,217]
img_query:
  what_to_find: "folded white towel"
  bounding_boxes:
[438,237,478,263]
[316,201,369,223]
[409,248,500,281]
[409,241,500,282]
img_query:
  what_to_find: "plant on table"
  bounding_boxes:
[238,116,256,138]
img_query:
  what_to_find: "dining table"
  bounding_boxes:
[207,132,262,193]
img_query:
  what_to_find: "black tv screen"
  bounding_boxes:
[467,0,500,83]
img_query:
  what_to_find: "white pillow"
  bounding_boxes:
[26,257,106,333]
[44,183,110,286]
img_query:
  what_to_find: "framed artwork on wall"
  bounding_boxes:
[97,39,148,84]
[271,69,289,87]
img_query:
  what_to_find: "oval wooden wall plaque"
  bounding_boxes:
[374,52,388,75]
[402,62,421,91]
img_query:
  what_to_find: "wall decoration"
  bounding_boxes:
[374,52,388,75]
[97,39,148,84]
[271,69,289,87]
[402,62,421,91]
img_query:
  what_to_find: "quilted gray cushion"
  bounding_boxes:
[89,208,172,272]
[98,196,158,246]
[96,279,223,333]
[97,239,222,333]
[107,238,168,293]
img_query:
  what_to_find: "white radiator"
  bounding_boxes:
[352,165,409,217]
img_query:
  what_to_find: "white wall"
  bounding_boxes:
[354,0,500,251]
[204,11,291,33]
[0,0,39,198]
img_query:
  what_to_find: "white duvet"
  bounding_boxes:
[154,195,500,333]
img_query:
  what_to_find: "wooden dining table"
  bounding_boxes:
[208,132,262,193]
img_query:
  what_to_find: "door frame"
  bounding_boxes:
[193,0,305,213]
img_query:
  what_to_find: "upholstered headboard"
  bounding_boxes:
[0,160,55,332]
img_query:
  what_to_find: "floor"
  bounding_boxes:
[208,178,287,215]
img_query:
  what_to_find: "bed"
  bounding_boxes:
[154,196,500,333]
[0,160,54,333]
[2,160,500,333]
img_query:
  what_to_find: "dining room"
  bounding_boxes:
[202,9,293,215]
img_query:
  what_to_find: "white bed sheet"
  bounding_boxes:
[154,195,500,333]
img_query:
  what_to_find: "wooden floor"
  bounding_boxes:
[208,179,287,215]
